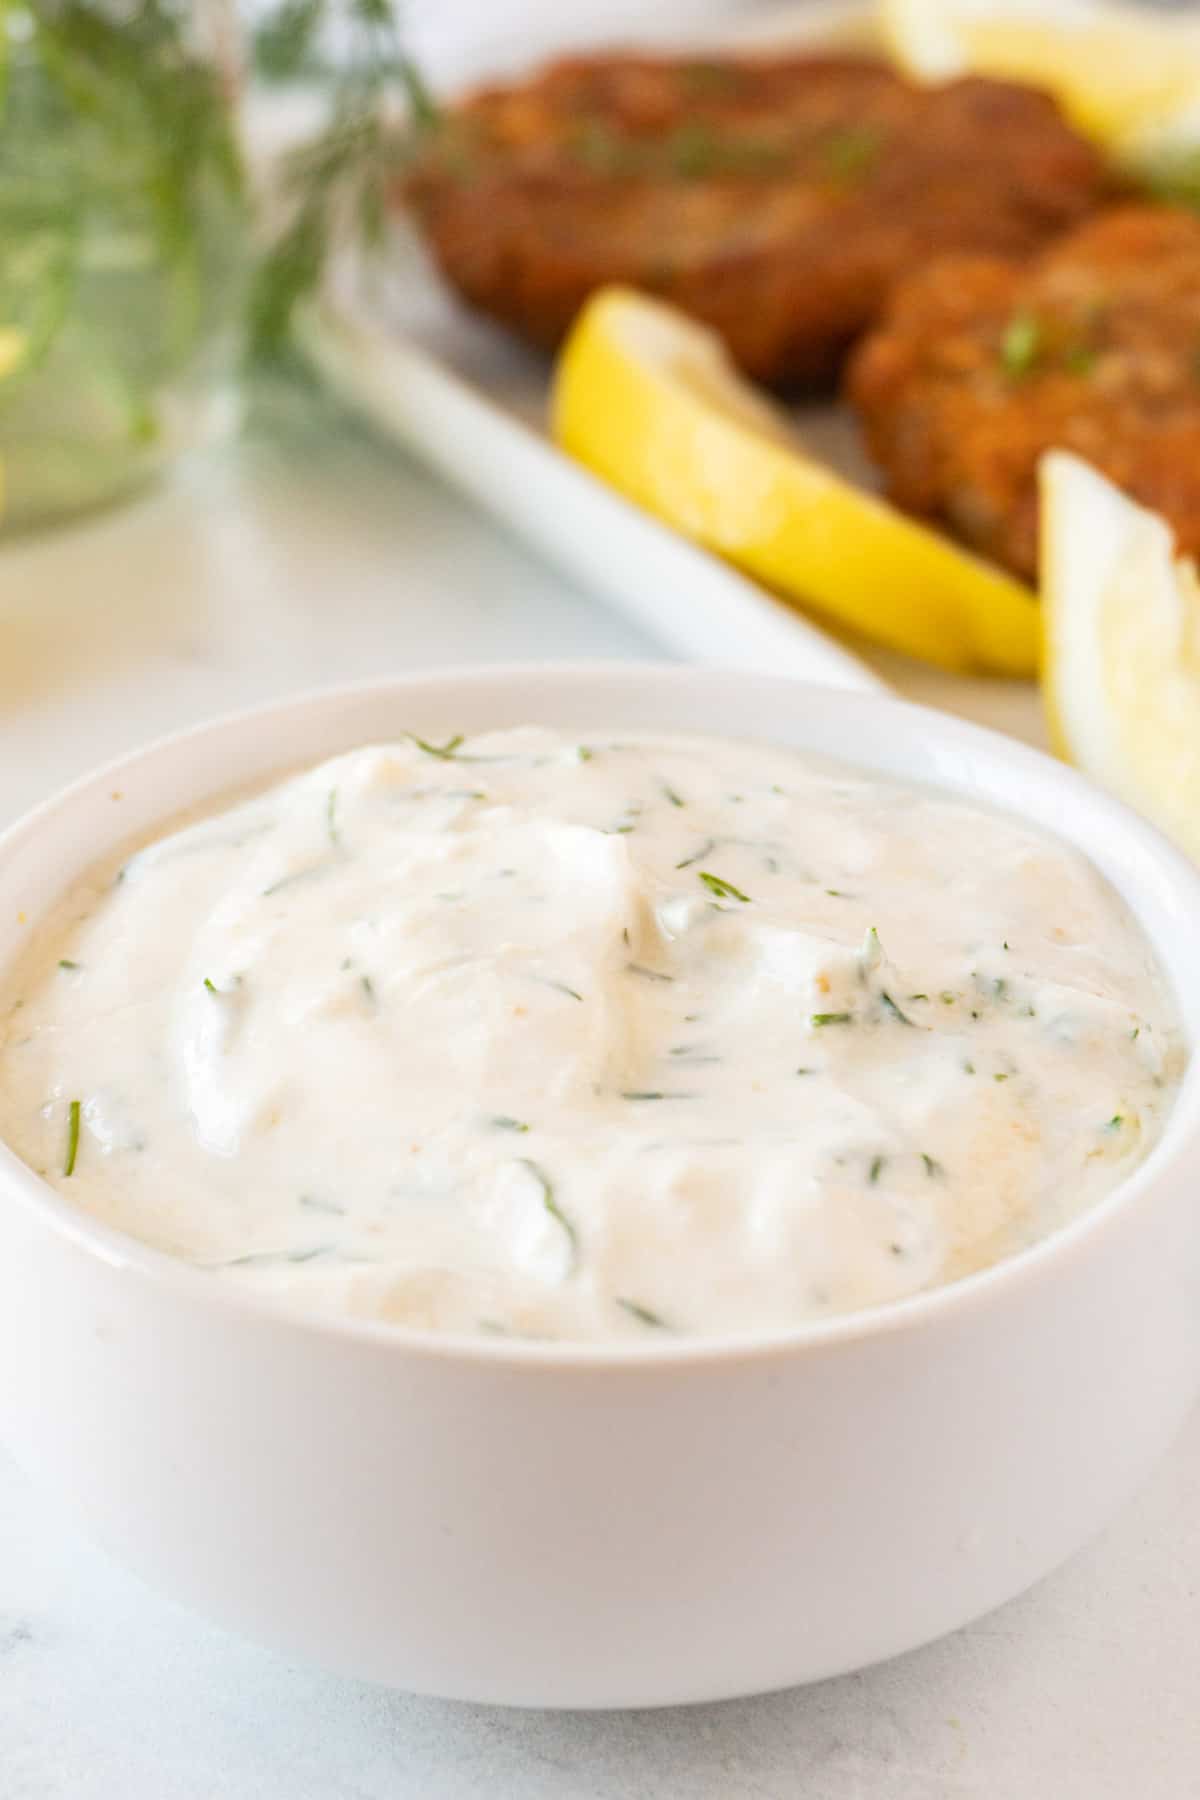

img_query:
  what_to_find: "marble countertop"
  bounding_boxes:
[2,384,1198,1800]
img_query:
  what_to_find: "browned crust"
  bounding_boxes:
[401,51,1110,389]
[847,205,1200,579]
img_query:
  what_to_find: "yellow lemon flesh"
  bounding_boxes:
[551,287,1037,676]
[1042,450,1200,862]
[878,0,1200,150]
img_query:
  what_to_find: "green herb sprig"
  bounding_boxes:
[250,0,437,359]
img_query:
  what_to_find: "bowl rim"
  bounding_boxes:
[3,659,1199,1371]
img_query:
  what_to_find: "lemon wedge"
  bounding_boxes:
[878,0,1200,148]
[1042,450,1200,861]
[551,287,1037,675]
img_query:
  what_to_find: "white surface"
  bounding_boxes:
[0,388,1198,1789]
[5,667,1198,1713]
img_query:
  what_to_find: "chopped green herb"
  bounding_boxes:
[668,122,719,177]
[576,745,594,763]
[698,870,751,903]
[821,124,883,182]
[963,1059,976,1075]
[1131,1026,1141,1041]
[620,1090,697,1102]
[536,977,584,1002]
[519,1159,577,1273]
[63,1099,81,1178]
[880,991,914,1026]
[57,959,80,972]
[869,1155,886,1184]
[676,838,716,870]
[795,1066,816,1077]
[921,1153,943,1178]
[1000,310,1042,378]
[908,993,929,1002]
[360,973,376,1004]
[491,1116,530,1133]
[1106,1113,1124,1131]
[811,1012,852,1027]
[662,783,686,808]
[626,963,675,984]
[616,1296,670,1329]
[298,1193,346,1215]
[203,977,218,995]
[682,58,737,93]
[261,863,327,898]
[941,991,956,1005]
[223,1244,332,1269]
[993,977,1009,1000]
[993,1072,1010,1083]
[410,733,465,761]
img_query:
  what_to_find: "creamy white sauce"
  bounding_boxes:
[0,728,1184,1341]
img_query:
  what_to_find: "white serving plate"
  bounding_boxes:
[296,0,1053,735]
[1,663,1198,1708]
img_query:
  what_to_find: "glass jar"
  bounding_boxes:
[0,3,248,532]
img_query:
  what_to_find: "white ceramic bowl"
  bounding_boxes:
[2,664,1199,1709]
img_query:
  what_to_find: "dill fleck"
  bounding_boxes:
[1106,1114,1124,1131]
[576,746,594,763]
[921,1153,943,1178]
[537,977,584,1002]
[360,974,376,1004]
[616,1296,670,1329]
[908,993,928,1003]
[795,1066,816,1077]
[662,783,686,808]
[676,838,716,870]
[1131,1026,1141,1041]
[57,959,80,972]
[1001,310,1042,379]
[203,977,218,994]
[410,733,465,761]
[941,991,956,1005]
[64,1100,81,1178]
[698,870,751,903]
[298,1194,346,1216]
[491,1116,530,1133]
[994,977,1009,1000]
[993,1072,1010,1083]
[626,963,674,984]
[811,1012,852,1027]
[620,1090,696,1102]
[869,1155,886,1184]
[518,1159,577,1273]
[963,1059,976,1075]
[880,991,914,1026]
